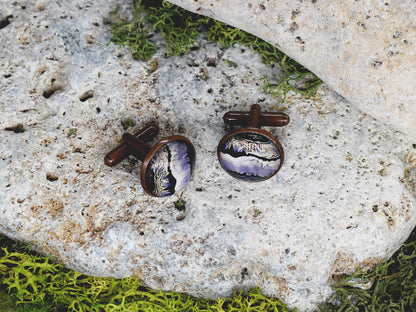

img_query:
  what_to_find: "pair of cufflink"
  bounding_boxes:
[104,104,290,197]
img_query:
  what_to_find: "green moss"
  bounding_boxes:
[109,1,156,60]
[67,128,77,137]
[0,289,16,312]
[121,118,136,130]
[173,198,186,211]
[2,226,416,311]
[110,0,322,99]
[143,0,206,57]
[321,227,416,312]
[224,59,238,68]
[262,59,323,101]
[5,124,25,133]
[0,235,293,312]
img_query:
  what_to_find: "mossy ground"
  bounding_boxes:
[0,234,294,312]
[110,0,322,100]
[2,227,416,311]
[321,227,416,312]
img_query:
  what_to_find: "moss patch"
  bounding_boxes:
[110,0,322,100]
[0,235,294,311]
[321,227,416,311]
[2,226,416,311]
[110,1,157,60]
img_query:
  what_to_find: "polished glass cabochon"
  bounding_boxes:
[143,138,196,197]
[218,131,282,182]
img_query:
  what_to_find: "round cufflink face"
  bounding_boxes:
[141,135,196,197]
[217,128,283,182]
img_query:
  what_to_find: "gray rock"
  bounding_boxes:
[0,1,415,311]
[166,0,416,139]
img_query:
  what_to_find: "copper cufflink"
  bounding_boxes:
[217,104,290,182]
[105,105,289,196]
[105,123,196,197]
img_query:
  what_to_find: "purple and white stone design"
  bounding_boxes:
[145,139,195,197]
[218,132,281,181]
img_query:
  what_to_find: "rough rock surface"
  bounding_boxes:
[1,1,416,311]
[166,0,416,139]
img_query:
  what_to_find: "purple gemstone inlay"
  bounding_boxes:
[219,132,281,181]
[145,139,195,196]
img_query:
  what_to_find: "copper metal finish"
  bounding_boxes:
[223,105,290,127]
[104,123,159,166]
[217,104,290,181]
[104,123,195,197]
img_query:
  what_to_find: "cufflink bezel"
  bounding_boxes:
[105,123,196,197]
[217,104,289,182]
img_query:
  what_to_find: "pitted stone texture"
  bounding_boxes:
[1,1,416,312]
[166,0,416,139]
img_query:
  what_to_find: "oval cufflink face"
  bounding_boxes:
[142,137,196,197]
[218,130,283,182]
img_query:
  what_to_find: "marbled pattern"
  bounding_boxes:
[219,132,281,181]
[145,140,195,196]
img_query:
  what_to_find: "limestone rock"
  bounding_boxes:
[166,0,416,139]
[1,1,416,311]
